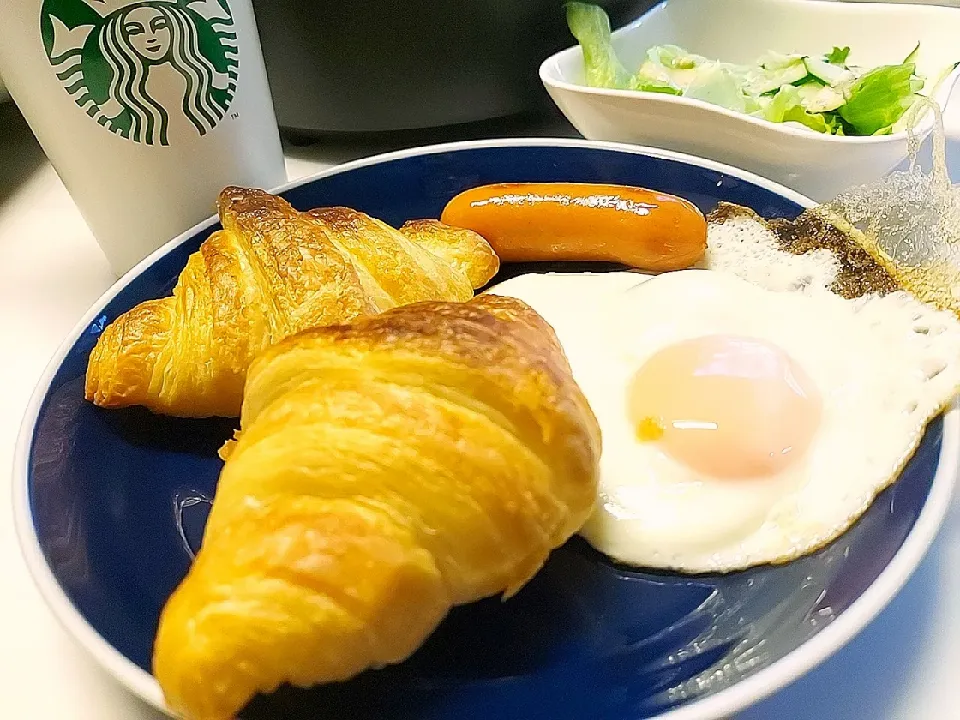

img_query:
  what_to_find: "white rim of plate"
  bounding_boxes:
[11,137,959,720]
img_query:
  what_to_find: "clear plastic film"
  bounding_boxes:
[811,100,960,315]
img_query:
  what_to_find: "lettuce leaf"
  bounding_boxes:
[838,63,920,135]
[629,67,682,95]
[824,114,847,136]
[565,2,631,89]
[825,46,851,65]
[887,60,960,134]
[647,44,706,70]
[764,85,831,133]
[682,65,751,113]
[903,42,920,66]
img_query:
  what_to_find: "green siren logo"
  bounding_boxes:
[41,0,239,146]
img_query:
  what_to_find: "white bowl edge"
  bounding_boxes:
[11,137,958,720]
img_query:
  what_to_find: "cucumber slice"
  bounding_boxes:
[797,82,846,112]
[745,61,809,95]
[803,57,850,86]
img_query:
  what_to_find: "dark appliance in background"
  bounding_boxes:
[252,0,655,137]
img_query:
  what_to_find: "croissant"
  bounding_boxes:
[84,187,499,417]
[152,294,602,720]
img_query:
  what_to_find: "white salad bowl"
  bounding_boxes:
[540,0,960,201]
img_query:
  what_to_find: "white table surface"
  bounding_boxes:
[2,98,960,720]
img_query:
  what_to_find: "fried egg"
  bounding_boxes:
[489,269,960,573]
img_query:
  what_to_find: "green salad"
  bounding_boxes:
[566,2,958,136]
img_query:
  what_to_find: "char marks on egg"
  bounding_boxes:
[705,202,898,298]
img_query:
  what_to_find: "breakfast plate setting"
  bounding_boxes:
[14,136,960,720]
[10,1,960,719]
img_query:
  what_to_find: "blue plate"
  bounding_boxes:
[14,140,959,720]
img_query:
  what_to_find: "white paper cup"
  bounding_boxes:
[0,0,287,276]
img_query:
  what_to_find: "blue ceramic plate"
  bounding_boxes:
[14,140,959,720]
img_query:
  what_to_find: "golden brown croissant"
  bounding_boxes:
[152,294,601,720]
[84,187,499,417]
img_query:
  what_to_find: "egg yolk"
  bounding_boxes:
[628,335,822,479]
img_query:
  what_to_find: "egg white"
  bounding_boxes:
[489,269,960,573]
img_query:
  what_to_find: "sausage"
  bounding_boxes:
[440,182,707,272]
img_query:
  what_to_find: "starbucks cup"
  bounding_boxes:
[0,0,287,276]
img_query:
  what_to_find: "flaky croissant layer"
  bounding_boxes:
[85,187,499,417]
[152,294,601,720]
